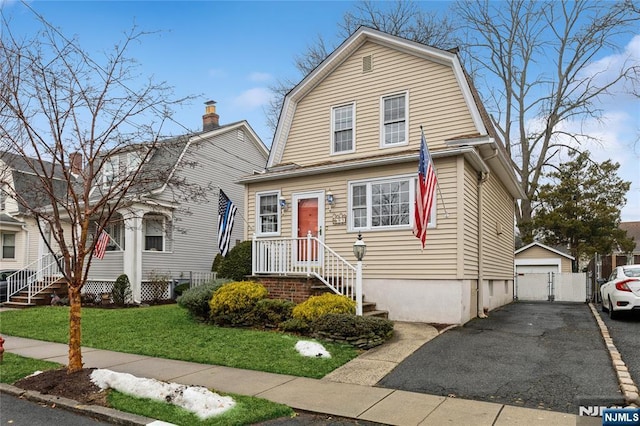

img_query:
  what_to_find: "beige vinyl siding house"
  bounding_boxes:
[241,27,525,324]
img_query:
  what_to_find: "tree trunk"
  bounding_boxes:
[67,285,83,373]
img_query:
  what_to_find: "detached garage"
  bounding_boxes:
[515,242,574,275]
[515,242,586,302]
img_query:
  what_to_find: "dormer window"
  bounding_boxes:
[331,103,355,154]
[381,93,408,147]
[102,158,119,188]
[126,151,142,173]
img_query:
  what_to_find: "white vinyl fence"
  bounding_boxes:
[515,272,587,303]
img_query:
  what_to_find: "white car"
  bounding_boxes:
[600,264,640,319]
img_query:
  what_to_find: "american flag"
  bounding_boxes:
[94,230,110,260]
[217,190,237,257]
[413,131,437,249]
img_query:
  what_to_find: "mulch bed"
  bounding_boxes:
[13,367,109,407]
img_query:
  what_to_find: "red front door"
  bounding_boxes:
[293,192,324,263]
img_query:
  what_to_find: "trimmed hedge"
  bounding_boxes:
[246,298,295,329]
[216,240,252,281]
[209,281,268,326]
[292,293,355,323]
[312,313,394,349]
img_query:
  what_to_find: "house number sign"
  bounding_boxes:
[332,213,347,225]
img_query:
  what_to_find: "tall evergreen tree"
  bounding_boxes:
[530,151,634,270]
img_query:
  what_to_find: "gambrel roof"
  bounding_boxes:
[262,26,525,199]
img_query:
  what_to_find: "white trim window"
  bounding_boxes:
[256,191,280,236]
[102,157,119,188]
[143,214,166,251]
[331,103,355,154]
[381,92,408,147]
[0,185,6,211]
[1,232,15,259]
[349,175,436,231]
[126,151,143,173]
[104,220,125,251]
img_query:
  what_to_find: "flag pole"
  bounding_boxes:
[214,186,254,232]
[420,126,449,219]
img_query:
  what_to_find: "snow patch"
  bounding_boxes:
[295,340,331,358]
[90,369,235,419]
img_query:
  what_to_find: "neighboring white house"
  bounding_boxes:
[1,103,269,304]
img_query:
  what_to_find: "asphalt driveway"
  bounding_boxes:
[377,302,624,414]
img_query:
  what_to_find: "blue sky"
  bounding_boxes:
[2,1,638,221]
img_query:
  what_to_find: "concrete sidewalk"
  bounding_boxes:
[0,321,580,426]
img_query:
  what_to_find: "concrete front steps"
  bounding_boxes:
[3,279,68,308]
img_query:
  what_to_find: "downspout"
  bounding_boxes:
[477,171,489,318]
[23,224,29,268]
[477,147,498,319]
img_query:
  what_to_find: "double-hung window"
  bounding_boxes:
[256,191,280,236]
[381,93,408,147]
[144,215,165,251]
[1,233,15,259]
[332,103,355,154]
[102,157,119,188]
[349,175,436,231]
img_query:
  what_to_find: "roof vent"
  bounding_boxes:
[362,55,373,73]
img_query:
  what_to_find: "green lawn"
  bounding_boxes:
[0,304,358,378]
[0,352,295,425]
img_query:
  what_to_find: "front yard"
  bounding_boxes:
[0,304,359,378]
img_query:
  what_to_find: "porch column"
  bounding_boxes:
[123,211,143,303]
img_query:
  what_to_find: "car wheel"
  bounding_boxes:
[601,297,608,313]
[608,297,619,320]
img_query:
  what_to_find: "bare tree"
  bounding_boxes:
[0,14,195,372]
[265,0,458,138]
[454,0,639,239]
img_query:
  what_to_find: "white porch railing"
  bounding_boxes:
[189,271,218,287]
[252,232,362,315]
[6,253,64,304]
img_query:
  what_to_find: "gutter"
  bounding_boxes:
[240,147,489,184]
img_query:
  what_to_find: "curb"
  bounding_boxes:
[588,303,640,406]
[0,382,166,425]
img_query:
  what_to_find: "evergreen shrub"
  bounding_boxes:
[291,293,355,323]
[176,279,231,320]
[247,298,295,328]
[112,274,132,305]
[312,313,394,348]
[209,281,268,326]
[216,240,252,281]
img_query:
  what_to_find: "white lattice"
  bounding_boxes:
[140,281,170,302]
[82,281,115,303]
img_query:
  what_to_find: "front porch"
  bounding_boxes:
[251,233,386,317]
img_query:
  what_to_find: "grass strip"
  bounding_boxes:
[108,390,294,426]
[0,353,61,384]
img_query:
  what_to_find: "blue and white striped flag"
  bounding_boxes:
[217,190,237,256]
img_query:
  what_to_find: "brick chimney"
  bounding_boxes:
[202,100,220,132]
[70,152,82,176]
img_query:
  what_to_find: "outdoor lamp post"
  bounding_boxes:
[353,232,366,316]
